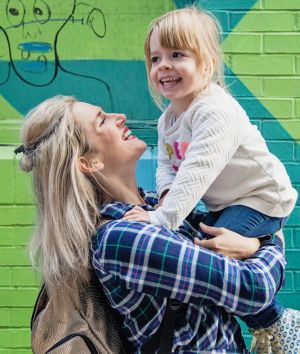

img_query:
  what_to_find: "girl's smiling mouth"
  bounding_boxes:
[159,76,182,88]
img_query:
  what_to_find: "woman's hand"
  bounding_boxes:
[123,206,150,223]
[194,223,260,260]
[154,190,169,209]
[275,229,285,248]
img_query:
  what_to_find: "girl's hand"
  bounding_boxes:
[194,223,260,260]
[123,206,150,223]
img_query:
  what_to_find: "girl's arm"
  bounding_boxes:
[156,116,175,198]
[92,220,285,316]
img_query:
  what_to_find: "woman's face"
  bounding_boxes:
[73,101,147,168]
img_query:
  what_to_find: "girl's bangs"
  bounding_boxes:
[157,19,197,52]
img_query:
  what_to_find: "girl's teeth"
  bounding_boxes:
[161,77,179,82]
[160,78,180,86]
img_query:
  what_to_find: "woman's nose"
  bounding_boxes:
[114,113,126,127]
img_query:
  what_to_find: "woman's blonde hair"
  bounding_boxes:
[19,95,104,299]
[144,6,224,110]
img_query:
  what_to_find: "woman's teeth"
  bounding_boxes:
[123,130,132,140]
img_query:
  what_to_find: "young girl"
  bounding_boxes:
[124,6,300,354]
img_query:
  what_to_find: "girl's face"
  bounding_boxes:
[149,28,203,115]
[73,102,146,168]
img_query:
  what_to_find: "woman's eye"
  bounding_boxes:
[99,118,106,127]
[151,56,159,63]
[173,52,183,58]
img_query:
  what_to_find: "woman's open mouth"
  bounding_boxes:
[122,127,135,140]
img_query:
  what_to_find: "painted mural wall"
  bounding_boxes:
[0,0,172,119]
[0,0,299,352]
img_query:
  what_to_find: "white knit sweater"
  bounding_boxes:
[148,84,297,230]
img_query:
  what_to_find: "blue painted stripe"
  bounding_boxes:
[18,42,52,53]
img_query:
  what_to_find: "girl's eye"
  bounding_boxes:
[151,56,159,63]
[173,52,183,58]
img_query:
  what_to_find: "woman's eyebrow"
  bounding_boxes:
[96,110,102,118]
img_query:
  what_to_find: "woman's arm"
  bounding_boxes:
[92,220,285,317]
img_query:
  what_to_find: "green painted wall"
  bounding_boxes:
[0,0,299,352]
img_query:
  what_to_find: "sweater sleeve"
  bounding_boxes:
[149,104,240,229]
[156,114,176,197]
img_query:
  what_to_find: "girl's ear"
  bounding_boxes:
[78,156,104,174]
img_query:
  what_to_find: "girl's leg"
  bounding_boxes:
[203,205,287,238]
[203,205,285,329]
[202,206,300,354]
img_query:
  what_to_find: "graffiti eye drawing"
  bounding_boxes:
[86,8,106,38]
[33,0,51,24]
[9,7,18,15]
[6,0,25,27]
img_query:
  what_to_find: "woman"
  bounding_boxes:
[17,96,285,353]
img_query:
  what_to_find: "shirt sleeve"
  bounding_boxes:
[149,106,240,229]
[92,220,286,317]
[156,115,176,198]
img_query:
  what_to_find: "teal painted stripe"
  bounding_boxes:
[175,0,257,10]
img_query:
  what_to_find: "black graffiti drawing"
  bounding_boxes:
[0,0,114,110]
[73,1,106,38]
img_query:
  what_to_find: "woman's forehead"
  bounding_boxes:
[73,102,101,123]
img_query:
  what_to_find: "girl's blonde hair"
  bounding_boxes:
[19,95,104,299]
[144,6,224,110]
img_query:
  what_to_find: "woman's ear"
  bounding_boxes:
[78,156,104,174]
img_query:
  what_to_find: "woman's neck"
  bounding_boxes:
[101,170,144,205]
[114,182,144,205]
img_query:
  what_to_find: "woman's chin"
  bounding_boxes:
[128,136,147,154]
[138,140,148,156]
[129,139,148,163]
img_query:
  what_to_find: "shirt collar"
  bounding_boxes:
[98,190,197,243]
[99,188,158,220]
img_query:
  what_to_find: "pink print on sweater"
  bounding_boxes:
[172,141,190,171]
[179,142,189,159]
[174,141,190,160]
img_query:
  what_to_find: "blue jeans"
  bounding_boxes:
[202,205,288,329]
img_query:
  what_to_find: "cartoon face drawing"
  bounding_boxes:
[2,0,75,85]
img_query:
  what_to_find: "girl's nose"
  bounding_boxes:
[159,59,172,71]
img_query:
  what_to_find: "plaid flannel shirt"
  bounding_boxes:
[91,191,286,353]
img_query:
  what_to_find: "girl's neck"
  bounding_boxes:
[171,94,194,117]
[171,84,209,116]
